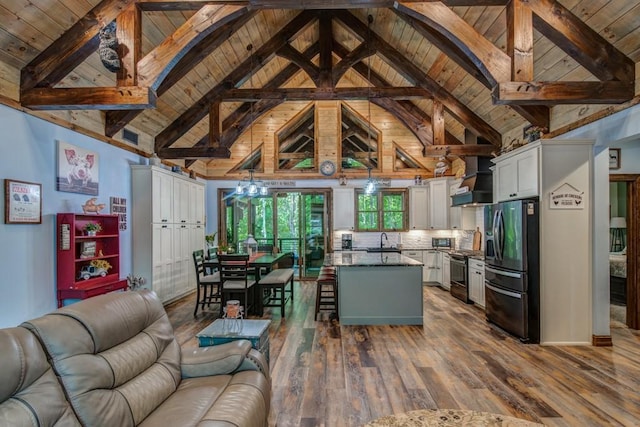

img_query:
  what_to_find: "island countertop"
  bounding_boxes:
[325,252,424,267]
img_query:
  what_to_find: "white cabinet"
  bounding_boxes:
[494,144,539,202]
[423,250,442,283]
[132,165,206,304]
[333,188,355,230]
[428,178,450,229]
[441,252,451,290]
[409,187,429,230]
[402,250,423,263]
[449,180,476,230]
[468,258,485,308]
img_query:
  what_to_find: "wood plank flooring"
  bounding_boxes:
[166,281,640,426]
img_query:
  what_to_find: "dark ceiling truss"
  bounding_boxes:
[17,0,635,164]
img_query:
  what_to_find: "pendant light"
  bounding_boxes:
[236,43,268,197]
[364,14,376,195]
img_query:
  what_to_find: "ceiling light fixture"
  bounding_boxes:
[364,13,376,195]
[236,43,268,197]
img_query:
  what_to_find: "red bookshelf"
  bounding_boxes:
[56,213,127,307]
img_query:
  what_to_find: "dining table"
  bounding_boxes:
[204,251,291,316]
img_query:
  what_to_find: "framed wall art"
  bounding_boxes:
[609,148,621,170]
[57,140,99,195]
[4,179,42,224]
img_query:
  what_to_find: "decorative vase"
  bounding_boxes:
[149,153,162,166]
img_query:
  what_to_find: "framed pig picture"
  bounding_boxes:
[56,140,99,195]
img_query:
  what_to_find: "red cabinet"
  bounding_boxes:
[56,213,127,307]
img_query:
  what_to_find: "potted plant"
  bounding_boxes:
[83,222,102,236]
[218,243,229,254]
[205,232,217,248]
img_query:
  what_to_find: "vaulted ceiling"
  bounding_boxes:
[0,0,638,178]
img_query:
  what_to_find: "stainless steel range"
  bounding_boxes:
[449,250,483,303]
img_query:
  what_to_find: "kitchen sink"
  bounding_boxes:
[366,247,401,253]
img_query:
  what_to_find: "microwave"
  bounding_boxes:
[432,237,454,249]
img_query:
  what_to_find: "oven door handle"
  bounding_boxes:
[485,266,522,279]
[485,282,522,299]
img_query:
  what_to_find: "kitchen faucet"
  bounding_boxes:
[380,232,388,249]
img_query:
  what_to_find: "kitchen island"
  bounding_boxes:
[326,252,424,325]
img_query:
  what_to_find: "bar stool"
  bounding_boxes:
[315,266,338,321]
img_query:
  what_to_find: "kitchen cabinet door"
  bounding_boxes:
[173,178,190,225]
[494,144,539,202]
[333,188,355,230]
[151,169,173,223]
[441,252,451,290]
[409,187,428,230]
[428,178,449,229]
[468,258,485,308]
[423,250,442,283]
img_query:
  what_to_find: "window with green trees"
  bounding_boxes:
[356,189,407,231]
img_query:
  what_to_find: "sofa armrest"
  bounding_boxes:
[181,340,268,380]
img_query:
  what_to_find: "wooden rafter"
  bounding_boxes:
[333,10,502,147]
[277,44,320,84]
[21,87,156,110]
[222,87,433,100]
[318,11,333,88]
[106,10,255,136]
[493,81,634,105]
[154,9,316,152]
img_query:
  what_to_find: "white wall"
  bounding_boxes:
[560,104,640,337]
[0,105,144,328]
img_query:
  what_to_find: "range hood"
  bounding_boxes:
[450,155,494,207]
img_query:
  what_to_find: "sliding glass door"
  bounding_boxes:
[220,189,328,279]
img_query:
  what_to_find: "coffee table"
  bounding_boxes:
[196,319,271,363]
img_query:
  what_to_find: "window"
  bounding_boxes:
[355,189,407,231]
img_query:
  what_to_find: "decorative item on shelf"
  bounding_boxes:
[80,241,97,259]
[363,14,376,196]
[82,197,106,214]
[523,125,547,143]
[236,43,268,197]
[222,300,244,334]
[218,243,229,254]
[171,165,182,173]
[414,175,422,185]
[78,259,111,280]
[83,221,102,236]
[434,156,450,177]
[609,148,621,170]
[205,232,217,248]
[244,234,258,256]
[126,274,146,291]
[610,216,627,252]
[189,170,197,179]
[338,174,348,186]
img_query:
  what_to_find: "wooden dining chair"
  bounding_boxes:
[218,254,256,317]
[192,250,222,316]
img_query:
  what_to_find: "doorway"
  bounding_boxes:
[609,174,640,329]
[219,189,329,280]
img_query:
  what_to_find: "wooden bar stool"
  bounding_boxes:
[315,267,338,321]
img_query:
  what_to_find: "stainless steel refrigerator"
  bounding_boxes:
[484,199,540,343]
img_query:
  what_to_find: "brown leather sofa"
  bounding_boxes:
[0,290,271,426]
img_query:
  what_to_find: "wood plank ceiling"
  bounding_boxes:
[0,0,637,179]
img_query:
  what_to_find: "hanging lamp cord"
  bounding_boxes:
[248,43,254,177]
[367,13,373,178]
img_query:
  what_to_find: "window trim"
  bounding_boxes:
[355,188,408,232]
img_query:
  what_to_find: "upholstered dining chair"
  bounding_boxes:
[218,254,257,317]
[192,250,222,316]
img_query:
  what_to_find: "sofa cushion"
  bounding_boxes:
[0,327,81,426]
[22,290,181,426]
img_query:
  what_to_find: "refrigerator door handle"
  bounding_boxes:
[486,266,522,279]
[486,282,522,299]
[494,209,504,260]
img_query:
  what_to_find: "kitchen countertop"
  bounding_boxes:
[326,252,423,267]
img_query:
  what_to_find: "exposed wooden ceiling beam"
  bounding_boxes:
[137,5,248,91]
[432,100,445,146]
[157,146,231,159]
[334,10,502,147]
[106,10,255,137]
[424,144,497,156]
[116,4,141,86]
[332,42,372,86]
[508,0,533,82]
[20,0,136,91]
[394,1,511,84]
[154,9,316,152]
[318,11,333,88]
[21,87,156,110]
[249,0,394,8]
[277,44,320,85]
[493,81,635,105]
[223,87,433,100]
[529,0,634,83]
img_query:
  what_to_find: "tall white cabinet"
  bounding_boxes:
[132,166,205,304]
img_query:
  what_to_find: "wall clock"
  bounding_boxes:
[320,160,336,176]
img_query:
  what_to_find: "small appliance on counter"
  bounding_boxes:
[432,237,454,250]
[341,233,353,250]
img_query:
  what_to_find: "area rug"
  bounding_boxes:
[365,409,545,427]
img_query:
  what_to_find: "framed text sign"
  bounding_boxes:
[4,179,42,224]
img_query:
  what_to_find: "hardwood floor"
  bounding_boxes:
[166,282,640,426]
